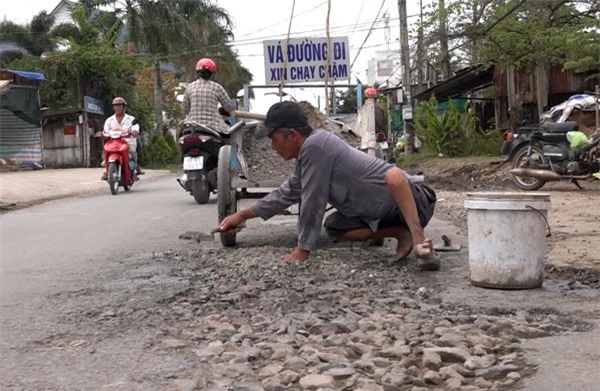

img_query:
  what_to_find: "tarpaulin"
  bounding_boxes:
[2,69,47,82]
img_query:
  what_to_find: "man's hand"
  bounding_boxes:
[220,212,246,232]
[282,248,310,263]
[414,238,435,260]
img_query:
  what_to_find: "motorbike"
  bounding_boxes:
[177,123,228,204]
[509,121,600,190]
[376,130,390,161]
[103,123,138,195]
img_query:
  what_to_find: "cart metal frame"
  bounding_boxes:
[216,121,297,246]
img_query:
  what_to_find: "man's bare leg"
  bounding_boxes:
[338,227,413,261]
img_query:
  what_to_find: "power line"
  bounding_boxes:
[381,0,527,86]
[232,22,402,49]
[447,0,527,52]
[0,12,421,40]
[350,0,368,36]
[236,1,327,39]
[279,0,297,95]
[350,0,387,69]
[237,41,396,57]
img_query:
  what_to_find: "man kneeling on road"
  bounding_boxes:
[220,101,440,270]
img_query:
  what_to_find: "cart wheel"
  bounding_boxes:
[217,145,237,247]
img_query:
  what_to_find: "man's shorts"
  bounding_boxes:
[324,183,437,242]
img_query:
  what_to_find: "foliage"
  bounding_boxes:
[414,95,502,156]
[167,0,253,97]
[52,4,122,47]
[417,0,600,74]
[335,84,379,113]
[5,0,253,135]
[135,66,184,127]
[142,133,179,166]
[0,11,57,65]
[10,43,140,104]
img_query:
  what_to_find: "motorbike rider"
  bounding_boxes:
[182,57,236,134]
[101,97,144,180]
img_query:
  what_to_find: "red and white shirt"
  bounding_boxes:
[103,114,140,145]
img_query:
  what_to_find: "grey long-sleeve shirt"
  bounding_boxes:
[251,130,418,251]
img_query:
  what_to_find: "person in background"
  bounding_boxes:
[182,57,236,134]
[101,97,144,180]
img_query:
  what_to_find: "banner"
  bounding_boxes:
[263,37,351,85]
[84,95,105,115]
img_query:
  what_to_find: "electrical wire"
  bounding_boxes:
[237,1,326,39]
[350,0,367,36]
[350,0,387,70]
[279,0,296,99]
[381,0,527,86]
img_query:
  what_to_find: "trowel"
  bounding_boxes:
[433,235,462,252]
[179,225,245,242]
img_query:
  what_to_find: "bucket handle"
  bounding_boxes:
[525,205,551,238]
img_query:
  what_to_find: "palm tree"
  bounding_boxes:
[82,0,186,133]
[167,0,253,98]
[0,11,56,65]
[81,0,252,129]
[51,4,122,47]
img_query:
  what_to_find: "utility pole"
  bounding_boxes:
[471,0,478,64]
[439,0,451,79]
[399,0,415,154]
[417,0,424,88]
[384,12,391,50]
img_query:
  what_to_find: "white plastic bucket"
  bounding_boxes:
[464,192,551,289]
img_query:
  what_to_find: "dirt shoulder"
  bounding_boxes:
[0,168,173,211]
[400,155,600,271]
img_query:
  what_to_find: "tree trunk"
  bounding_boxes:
[154,62,164,135]
[438,0,451,79]
[417,0,424,89]
[471,1,478,64]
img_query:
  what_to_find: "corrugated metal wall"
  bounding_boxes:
[0,108,42,165]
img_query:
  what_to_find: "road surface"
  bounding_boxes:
[1,176,599,391]
[0,176,224,389]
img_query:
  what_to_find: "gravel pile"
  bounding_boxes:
[240,102,360,184]
[134,245,589,391]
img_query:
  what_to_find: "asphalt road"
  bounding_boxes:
[1,176,599,390]
[0,176,215,300]
[0,176,227,389]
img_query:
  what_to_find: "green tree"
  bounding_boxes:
[7,31,149,127]
[51,4,123,47]
[82,0,187,133]
[419,0,600,72]
[0,11,57,65]
[167,0,253,97]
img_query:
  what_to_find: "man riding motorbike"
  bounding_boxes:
[101,97,144,180]
[182,57,236,134]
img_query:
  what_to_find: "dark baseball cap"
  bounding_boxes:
[255,101,309,139]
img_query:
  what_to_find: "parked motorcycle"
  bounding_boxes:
[103,124,138,195]
[177,123,228,204]
[509,121,600,190]
[376,130,390,160]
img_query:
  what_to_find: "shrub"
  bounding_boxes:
[142,133,179,166]
[414,95,501,157]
